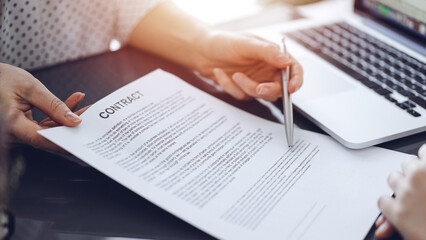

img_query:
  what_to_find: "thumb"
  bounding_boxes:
[23,80,82,127]
[239,37,292,68]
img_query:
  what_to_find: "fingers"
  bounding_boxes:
[232,72,282,101]
[387,171,404,192]
[232,72,258,97]
[288,57,304,93]
[9,111,63,151]
[238,38,304,94]
[375,214,386,227]
[418,144,426,160]
[238,38,292,69]
[257,82,282,102]
[40,105,92,128]
[402,156,420,175]
[74,105,91,115]
[229,58,303,101]
[24,110,34,121]
[39,120,62,128]
[64,92,85,112]
[39,92,86,125]
[213,68,250,100]
[22,80,82,127]
[375,219,396,239]
[378,195,397,224]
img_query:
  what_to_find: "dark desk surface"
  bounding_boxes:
[9,47,425,240]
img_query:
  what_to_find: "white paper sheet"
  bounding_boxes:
[39,69,406,240]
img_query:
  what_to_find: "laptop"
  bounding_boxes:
[260,0,426,149]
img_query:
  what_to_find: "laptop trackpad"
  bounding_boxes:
[294,58,356,100]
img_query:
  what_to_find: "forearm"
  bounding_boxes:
[128,2,303,102]
[128,2,211,71]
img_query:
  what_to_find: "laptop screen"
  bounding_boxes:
[355,0,426,45]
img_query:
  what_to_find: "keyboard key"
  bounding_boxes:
[373,87,392,95]
[376,75,390,84]
[393,74,403,82]
[414,74,425,84]
[407,92,417,99]
[395,75,410,84]
[288,22,426,106]
[401,101,416,109]
[384,94,397,103]
[396,102,409,110]
[384,57,394,65]
[397,89,411,97]
[385,81,395,88]
[407,109,421,117]
[383,68,392,75]
[403,68,414,76]
[409,96,426,109]
[362,80,382,89]
[407,83,423,94]
[380,79,392,86]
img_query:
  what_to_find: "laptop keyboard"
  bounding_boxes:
[286,22,426,117]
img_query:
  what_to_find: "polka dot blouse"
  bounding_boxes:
[0,0,166,70]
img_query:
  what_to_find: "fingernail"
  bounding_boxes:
[79,92,86,100]
[376,222,386,233]
[65,111,81,122]
[277,54,291,65]
[289,80,301,92]
[257,86,269,96]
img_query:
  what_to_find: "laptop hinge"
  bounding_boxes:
[361,18,426,57]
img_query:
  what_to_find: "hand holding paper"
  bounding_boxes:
[39,69,405,240]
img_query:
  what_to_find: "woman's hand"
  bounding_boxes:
[376,144,426,240]
[195,31,303,102]
[375,214,396,239]
[128,2,303,102]
[0,63,88,152]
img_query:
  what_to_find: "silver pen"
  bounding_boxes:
[281,38,294,147]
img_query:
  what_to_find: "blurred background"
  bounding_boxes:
[172,0,351,30]
[110,0,351,50]
[172,0,318,30]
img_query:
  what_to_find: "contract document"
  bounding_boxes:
[39,69,406,240]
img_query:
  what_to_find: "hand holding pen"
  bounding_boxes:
[281,38,294,147]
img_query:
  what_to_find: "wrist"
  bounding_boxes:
[189,27,215,73]
[191,29,227,75]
